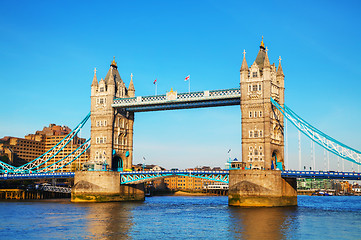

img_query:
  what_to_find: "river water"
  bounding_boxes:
[0,195,360,240]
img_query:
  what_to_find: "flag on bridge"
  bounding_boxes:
[154,79,157,95]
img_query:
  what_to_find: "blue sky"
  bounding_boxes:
[0,1,360,171]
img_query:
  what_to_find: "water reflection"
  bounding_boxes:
[229,206,298,240]
[83,202,139,239]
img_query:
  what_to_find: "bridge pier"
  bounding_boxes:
[71,171,144,202]
[228,170,297,207]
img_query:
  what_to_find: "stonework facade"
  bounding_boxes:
[90,59,135,171]
[240,40,285,170]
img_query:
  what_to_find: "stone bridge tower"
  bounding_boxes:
[228,39,296,207]
[90,58,135,171]
[240,39,285,170]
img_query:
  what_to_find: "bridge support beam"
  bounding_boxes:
[228,170,297,207]
[71,171,144,202]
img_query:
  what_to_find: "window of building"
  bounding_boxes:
[96,121,99,127]
[259,130,263,137]
[249,131,253,138]
[99,98,104,104]
[249,112,252,118]
[252,85,258,91]
[248,85,252,92]
[254,131,259,138]
[253,72,258,77]
[258,84,262,91]
[104,120,107,126]
[259,111,263,117]
[100,87,104,92]
[254,111,258,118]
[254,150,259,155]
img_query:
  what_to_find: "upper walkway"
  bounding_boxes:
[112,88,241,112]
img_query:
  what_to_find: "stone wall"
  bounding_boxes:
[71,171,144,202]
[228,169,297,207]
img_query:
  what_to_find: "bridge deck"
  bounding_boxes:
[0,170,360,181]
[112,88,241,112]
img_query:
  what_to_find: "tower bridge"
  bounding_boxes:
[1,39,361,206]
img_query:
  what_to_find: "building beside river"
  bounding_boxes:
[0,124,89,172]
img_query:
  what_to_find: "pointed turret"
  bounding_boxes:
[240,50,248,71]
[240,50,249,83]
[277,56,284,77]
[128,73,135,97]
[91,68,98,87]
[108,66,115,86]
[263,47,270,68]
[110,56,118,69]
[254,36,267,70]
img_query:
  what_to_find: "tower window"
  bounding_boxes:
[100,87,104,92]
[259,111,263,117]
[249,131,253,138]
[258,84,262,91]
[248,85,252,92]
[249,112,252,118]
[254,131,259,138]
[253,72,258,77]
[252,85,258,91]
[254,111,258,118]
[99,98,104,104]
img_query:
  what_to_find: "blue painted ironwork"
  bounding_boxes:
[0,172,75,180]
[281,170,361,180]
[119,170,229,184]
[271,98,361,165]
[112,88,241,112]
[1,170,360,181]
[0,113,90,174]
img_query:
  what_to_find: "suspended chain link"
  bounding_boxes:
[0,113,90,174]
[271,98,361,165]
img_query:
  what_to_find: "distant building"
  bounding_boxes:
[0,124,89,172]
[132,163,166,171]
[164,166,223,191]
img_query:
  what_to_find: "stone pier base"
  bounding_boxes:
[71,171,144,202]
[228,169,297,207]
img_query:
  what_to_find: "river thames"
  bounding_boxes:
[0,195,360,239]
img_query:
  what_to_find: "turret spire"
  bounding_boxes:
[129,73,135,90]
[91,68,98,86]
[254,36,267,69]
[241,49,248,71]
[108,66,115,85]
[263,47,270,68]
[260,36,265,49]
[110,56,118,69]
[277,56,284,76]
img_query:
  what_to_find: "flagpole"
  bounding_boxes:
[189,77,190,93]
[155,81,157,95]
